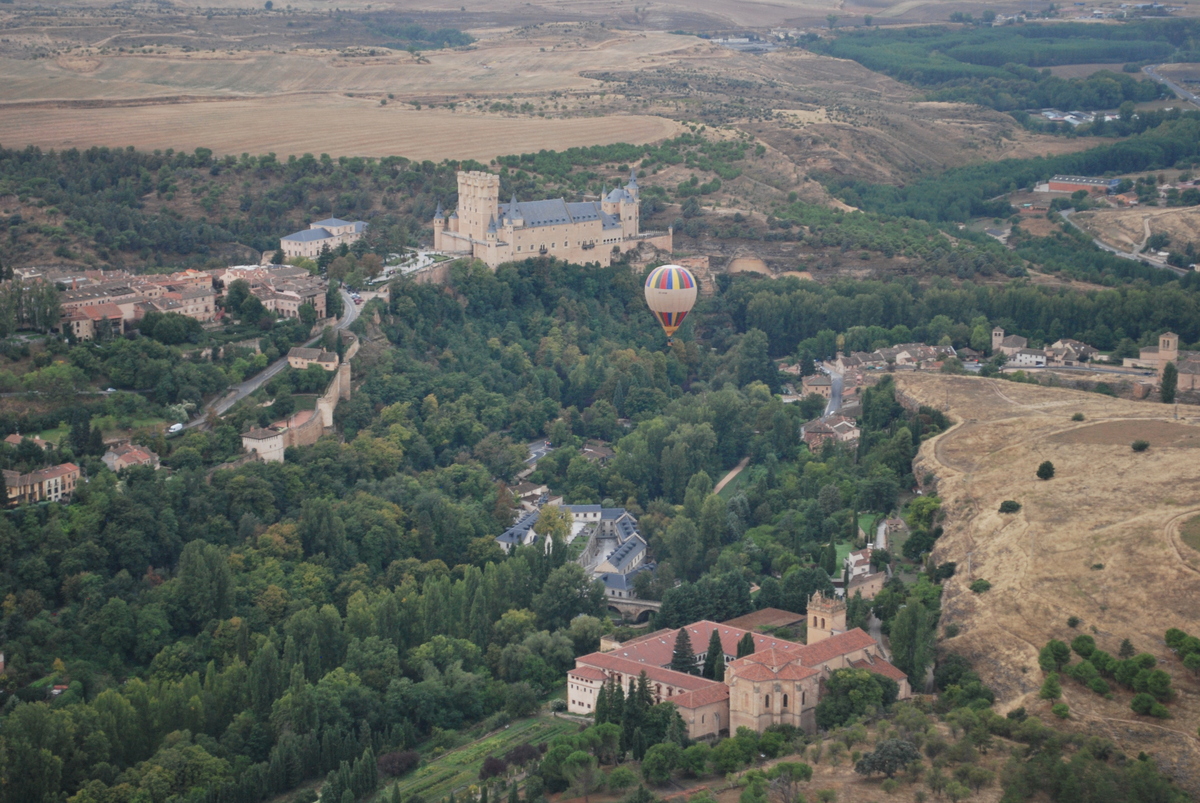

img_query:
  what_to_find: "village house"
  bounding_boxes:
[4,433,54,451]
[2,462,80,506]
[287,347,340,371]
[801,415,859,450]
[800,374,832,399]
[280,218,368,259]
[842,547,886,600]
[1010,348,1048,368]
[567,592,909,736]
[216,265,328,320]
[102,443,160,472]
[434,169,672,269]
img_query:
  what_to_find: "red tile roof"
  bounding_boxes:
[721,608,806,631]
[794,628,877,665]
[608,621,804,668]
[667,684,730,709]
[850,657,908,683]
[729,663,778,682]
[568,666,607,681]
[574,653,716,692]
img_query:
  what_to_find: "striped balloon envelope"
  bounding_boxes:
[643,264,698,342]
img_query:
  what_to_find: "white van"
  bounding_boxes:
[168,423,184,433]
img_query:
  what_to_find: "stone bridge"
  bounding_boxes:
[608,597,661,623]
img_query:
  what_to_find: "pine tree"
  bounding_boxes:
[702,629,723,679]
[508,783,520,803]
[712,651,725,682]
[822,541,838,576]
[1119,638,1136,659]
[670,627,696,674]
[736,631,756,658]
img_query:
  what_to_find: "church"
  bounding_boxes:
[566,592,910,736]
[433,169,673,269]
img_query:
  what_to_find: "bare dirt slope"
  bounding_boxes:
[896,373,1200,790]
[1075,206,1200,254]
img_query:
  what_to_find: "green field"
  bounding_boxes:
[716,466,749,500]
[387,716,581,801]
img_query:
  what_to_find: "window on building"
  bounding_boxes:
[701,715,705,724]
[783,694,788,708]
[764,694,770,708]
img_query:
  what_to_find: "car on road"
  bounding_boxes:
[168,423,183,433]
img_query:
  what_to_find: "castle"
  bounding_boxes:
[567,592,910,737]
[433,170,672,269]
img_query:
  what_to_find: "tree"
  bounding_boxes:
[1036,460,1055,480]
[271,246,284,263]
[641,743,681,786]
[1038,640,1071,672]
[1039,672,1062,700]
[702,629,723,679]
[563,751,601,802]
[178,540,233,629]
[890,598,935,689]
[1162,361,1178,403]
[1119,638,1136,659]
[533,563,604,630]
[816,668,898,729]
[670,628,696,674]
[827,13,839,27]
[854,739,920,779]
[737,631,756,658]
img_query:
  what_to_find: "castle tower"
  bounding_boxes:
[457,170,500,242]
[807,591,846,645]
[991,327,1005,354]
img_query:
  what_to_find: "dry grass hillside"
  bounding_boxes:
[896,373,1200,791]
[1074,205,1200,255]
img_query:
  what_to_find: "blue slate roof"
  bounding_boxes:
[600,507,628,521]
[565,504,601,514]
[605,537,645,572]
[312,217,352,227]
[497,510,539,546]
[282,227,332,242]
[605,187,633,203]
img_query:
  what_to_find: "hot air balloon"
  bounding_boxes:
[644,264,698,344]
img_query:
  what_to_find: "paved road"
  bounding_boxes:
[525,439,556,465]
[823,368,844,417]
[1143,64,1200,110]
[1058,209,1188,276]
[186,289,358,428]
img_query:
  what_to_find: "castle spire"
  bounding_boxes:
[627,167,638,188]
[434,201,444,219]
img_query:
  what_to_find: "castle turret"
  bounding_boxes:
[433,202,445,249]
[625,167,639,201]
[807,590,846,645]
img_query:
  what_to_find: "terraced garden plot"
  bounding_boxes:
[388,716,580,801]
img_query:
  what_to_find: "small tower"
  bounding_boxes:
[432,202,445,250]
[991,327,1005,354]
[625,167,639,201]
[807,591,846,645]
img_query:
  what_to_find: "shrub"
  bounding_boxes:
[1089,677,1110,695]
[969,579,991,593]
[505,744,542,766]
[1067,616,1081,629]
[1051,703,1070,719]
[944,623,961,639]
[607,766,637,792]
[881,778,900,795]
[1036,461,1055,480]
[1071,412,1085,421]
[378,750,421,777]
[1132,440,1149,452]
[998,500,1021,513]
[1039,673,1062,700]
[1038,640,1071,672]
[480,756,509,780]
[1070,634,1095,657]
[1131,692,1167,717]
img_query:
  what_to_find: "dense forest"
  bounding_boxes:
[808,21,1191,111]
[0,258,1191,803]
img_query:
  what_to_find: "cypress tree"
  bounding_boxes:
[713,650,725,682]
[736,631,756,658]
[481,786,489,803]
[608,676,624,723]
[508,784,520,803]
[823,541,838,576]
[594,679,610,723]
[669,627,696,674]
[1162,361,1178,404]
[632,728,648,761]
[702,629,723,679]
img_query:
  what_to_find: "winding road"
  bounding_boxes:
[185,288,358,429]
[1142,64,1200,110]
[1058,209,1188,276]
